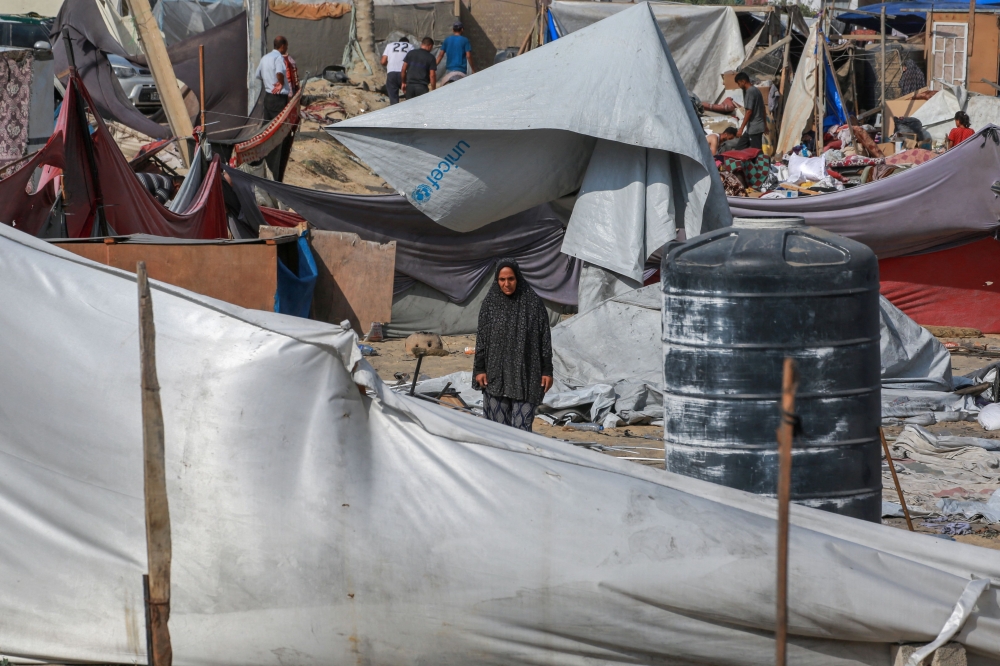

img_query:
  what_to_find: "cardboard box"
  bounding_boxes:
[878,142,896,157]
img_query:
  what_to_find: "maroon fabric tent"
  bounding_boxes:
[0,72,228,239]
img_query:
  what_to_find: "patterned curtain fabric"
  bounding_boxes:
[0,51,33,167]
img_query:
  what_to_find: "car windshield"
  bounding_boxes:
[4,22,49,48]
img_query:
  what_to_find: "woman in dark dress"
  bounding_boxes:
[473,259,553,431]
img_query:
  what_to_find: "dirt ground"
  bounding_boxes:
[282,78,394,194]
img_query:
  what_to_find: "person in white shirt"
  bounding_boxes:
[255,35,291,121]
[381,37,413,105]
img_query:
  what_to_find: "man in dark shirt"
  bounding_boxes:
[400,37,437,100]
[735,72,766,150]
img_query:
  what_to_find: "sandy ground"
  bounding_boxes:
[282,78,395,194]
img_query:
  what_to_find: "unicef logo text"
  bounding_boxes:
[409,139,471,206]
[412,184,432,202]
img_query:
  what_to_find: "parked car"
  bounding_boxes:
[108,53,161,116]
[0,14,51,49]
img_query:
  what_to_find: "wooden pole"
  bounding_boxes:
[138,262,173,666]
[968,0,976,88]
[816,23,825,154]
[775,358,798,666]
[880,7,887,141]
[925,5,934,89]
[198,44,206,137]
[125,0,193,166]
[880,427,915,532]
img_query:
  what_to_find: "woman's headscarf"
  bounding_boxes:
[472,259,553,406]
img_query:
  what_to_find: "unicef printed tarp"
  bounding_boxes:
[327,2,731,282]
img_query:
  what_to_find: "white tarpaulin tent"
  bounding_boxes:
[4,219,1000,664]
[327,2,732,282]
[777,23,819,154]
[548,0,745,103]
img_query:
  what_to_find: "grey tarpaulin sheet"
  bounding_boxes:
[153,0,244,46]
[225,166,580,305]
[6,222,1000,664]
[880,295,953,392]
[327,2,732,282]
[548,0,744,103]
[729,126,1000,259]
[386,271,563,338]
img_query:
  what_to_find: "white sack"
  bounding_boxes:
[913,89,963,142]
[7,224,1000,665]
[328,2,731,282]
[548,0,745,102]
[979,403,1000,431]
[786,153,827,184]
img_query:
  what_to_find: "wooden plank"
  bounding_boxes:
[55,243,279,311]
[125,0,194,166]
[309,230,395,333]
[136,262,172,666]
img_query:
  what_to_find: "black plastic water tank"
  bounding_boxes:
[662,217,881,522]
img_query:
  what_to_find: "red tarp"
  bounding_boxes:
[880,237,1000,333]
[0,72,227,239]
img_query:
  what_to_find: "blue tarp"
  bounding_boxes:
[824,49,848,131]
[546,9,559,42]
[838,1,1000,33]
[274,233,318,318]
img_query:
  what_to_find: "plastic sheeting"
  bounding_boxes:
[227,166,580,305]
[153,0,244,45]
[0,73,228,239]
[327,2,731,282]
[547,0,744,103]
[777,25,819,155]
[387,271,564,338]
[880,295,953,391]
[7,222,1000,665]
[729,126,1000,259]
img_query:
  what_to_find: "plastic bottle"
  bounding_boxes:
[464,346,475,355]
[358,344,378,357]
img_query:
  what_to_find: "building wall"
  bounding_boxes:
[931,11,1000,97]
[459,0,537,70]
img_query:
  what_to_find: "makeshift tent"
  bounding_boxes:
[0,71,227,239]
[4,221,1000,664]
[226,166,578,335]
[838,0,1000,34]
[548,0,745,103]
[328,2,731,283]
[729,126,1000,331]
[52,0,249,142]
[264,0,454,84]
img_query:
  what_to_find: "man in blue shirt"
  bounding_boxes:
[437,21,474,84]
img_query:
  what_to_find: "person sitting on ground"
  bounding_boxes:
[734,72,766,150]
[473,259,553,432]
[437,21,474,86]
[947,111,975,149]
[400,37,437,99]
[706,129,720,156]
[717,126,749,154]
[381,36,413,105]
